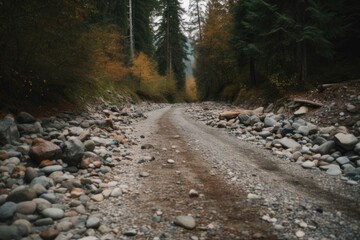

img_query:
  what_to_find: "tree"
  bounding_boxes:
[188,0,206,41]
[155,0,188,89]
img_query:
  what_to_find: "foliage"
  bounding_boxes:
[155,0,188,90]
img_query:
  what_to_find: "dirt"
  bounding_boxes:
[118,105,360,239]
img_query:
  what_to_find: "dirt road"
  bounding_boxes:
[112,105,360,239]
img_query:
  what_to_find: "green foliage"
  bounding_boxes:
[155,0,188,90]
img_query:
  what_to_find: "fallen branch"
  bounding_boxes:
[219,107,264,120]
[293,98,323,107]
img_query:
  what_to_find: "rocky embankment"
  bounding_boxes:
[0,103,162,240]
[186,102,360,185]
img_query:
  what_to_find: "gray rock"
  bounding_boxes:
[56,221,74,232]
[258,131,272,138]
[336,156,350,165]
[34,217,54,226]
[354,142,360,155]
[302,161,316,169]
[174,215,196,230]
[17,121,43,134]
[238,114,250,125]
[29,138,62,163]
[264,117,277,127]
[86,216,101,229]
[16,112,36,124]
[297,126,310,136]
[41,165,63,174]
[334,133,358,151]
[16,201,37,215]
[326,165,342,176]
[12,219,32,236]
[41,208,64,220]
[313,141,335,155]
[79,237,99,240]
[0,225,23,240]
[31,176,54,189]
[84,140,96,152]
[249,115,261,125]
[123,229,137,237]
[62,138,85,166]
[0,201,17,220]
[278,137,301,150]
[68,127,84,136]
[40,193,58,203]
[0,115,20,145]
[6,188,37,203]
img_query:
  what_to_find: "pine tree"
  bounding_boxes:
[155,0,188,89]
[188,0,206,41]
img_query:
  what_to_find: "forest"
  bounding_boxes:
[0,0,360,107]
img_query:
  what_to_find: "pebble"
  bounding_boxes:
[41,208,64,219]
[296,230,305,238]
[174,215,196,230]
[167,159,175,164]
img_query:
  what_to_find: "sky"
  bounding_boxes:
[181,0,190,21]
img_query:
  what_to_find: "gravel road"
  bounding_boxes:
[99,105,359,240]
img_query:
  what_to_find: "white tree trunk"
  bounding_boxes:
[129,0,135,60]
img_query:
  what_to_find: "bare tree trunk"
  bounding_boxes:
[129,0,135,60]
[196,0,203,41]
[296,0,307,83]
[166,8,172,75]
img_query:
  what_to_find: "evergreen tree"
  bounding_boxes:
[188,0,206,41]
[155,0,188,89]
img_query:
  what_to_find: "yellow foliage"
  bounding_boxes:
[269,73,299,94]
[185,77,198,102]
[87,25,128,82]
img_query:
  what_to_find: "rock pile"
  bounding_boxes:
[0,103,151,240]
[187,104,360,184]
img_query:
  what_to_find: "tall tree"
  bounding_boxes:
[188,0,206,41]
[155,0,188,89]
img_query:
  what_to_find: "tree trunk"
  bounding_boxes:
[129,0,135,60]
[250,57,256,86]
[300,41,307,83]
[196,0,203,41]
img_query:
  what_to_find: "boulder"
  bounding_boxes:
[29,138,62,163]
[0,115,20,145]
[334,133,358,151]
[6,188,37,203]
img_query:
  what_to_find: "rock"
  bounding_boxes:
[16,112,36,124]
[41,165,63,174]
[29,138,62,163]
[62,138,85,166]
[336,156,350,165]
[42,208,64,220]
[0,115,20,145]
[0,201,17,220]
[91,194,104,202]
[346,103,357,113]
[167,159,175,164]
[302,161,315,169]
[84,140,96,152]
[334,133,358,151]
[17,121,43,134]
[110,188,122,197]
[79,237,99,240]
[86,216,101,229]
[31,176,54,189]
[295,230,305,238]
[189,189,199,198]
[354,142,360,154]
[141,144,154,149]
[278,137,301,150]
[16,201,37,214]
[0,225,23,240]
[264,117,277,127]
[139,172,150,177]
[71,188,85,198]
[238,114,250,125]
[123,229,137,237]
[25,167,38,183]
[0,150,9,160]
[34,218,54,226]
[294,106,308,115]
[326,165,342,176]
[40,229,60,240]
[13,219,32,236]
[313,141,335,155]
[258,131,272,138]
[7,188,37,203]
[174,215,196,230]
[297,126,310,136]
